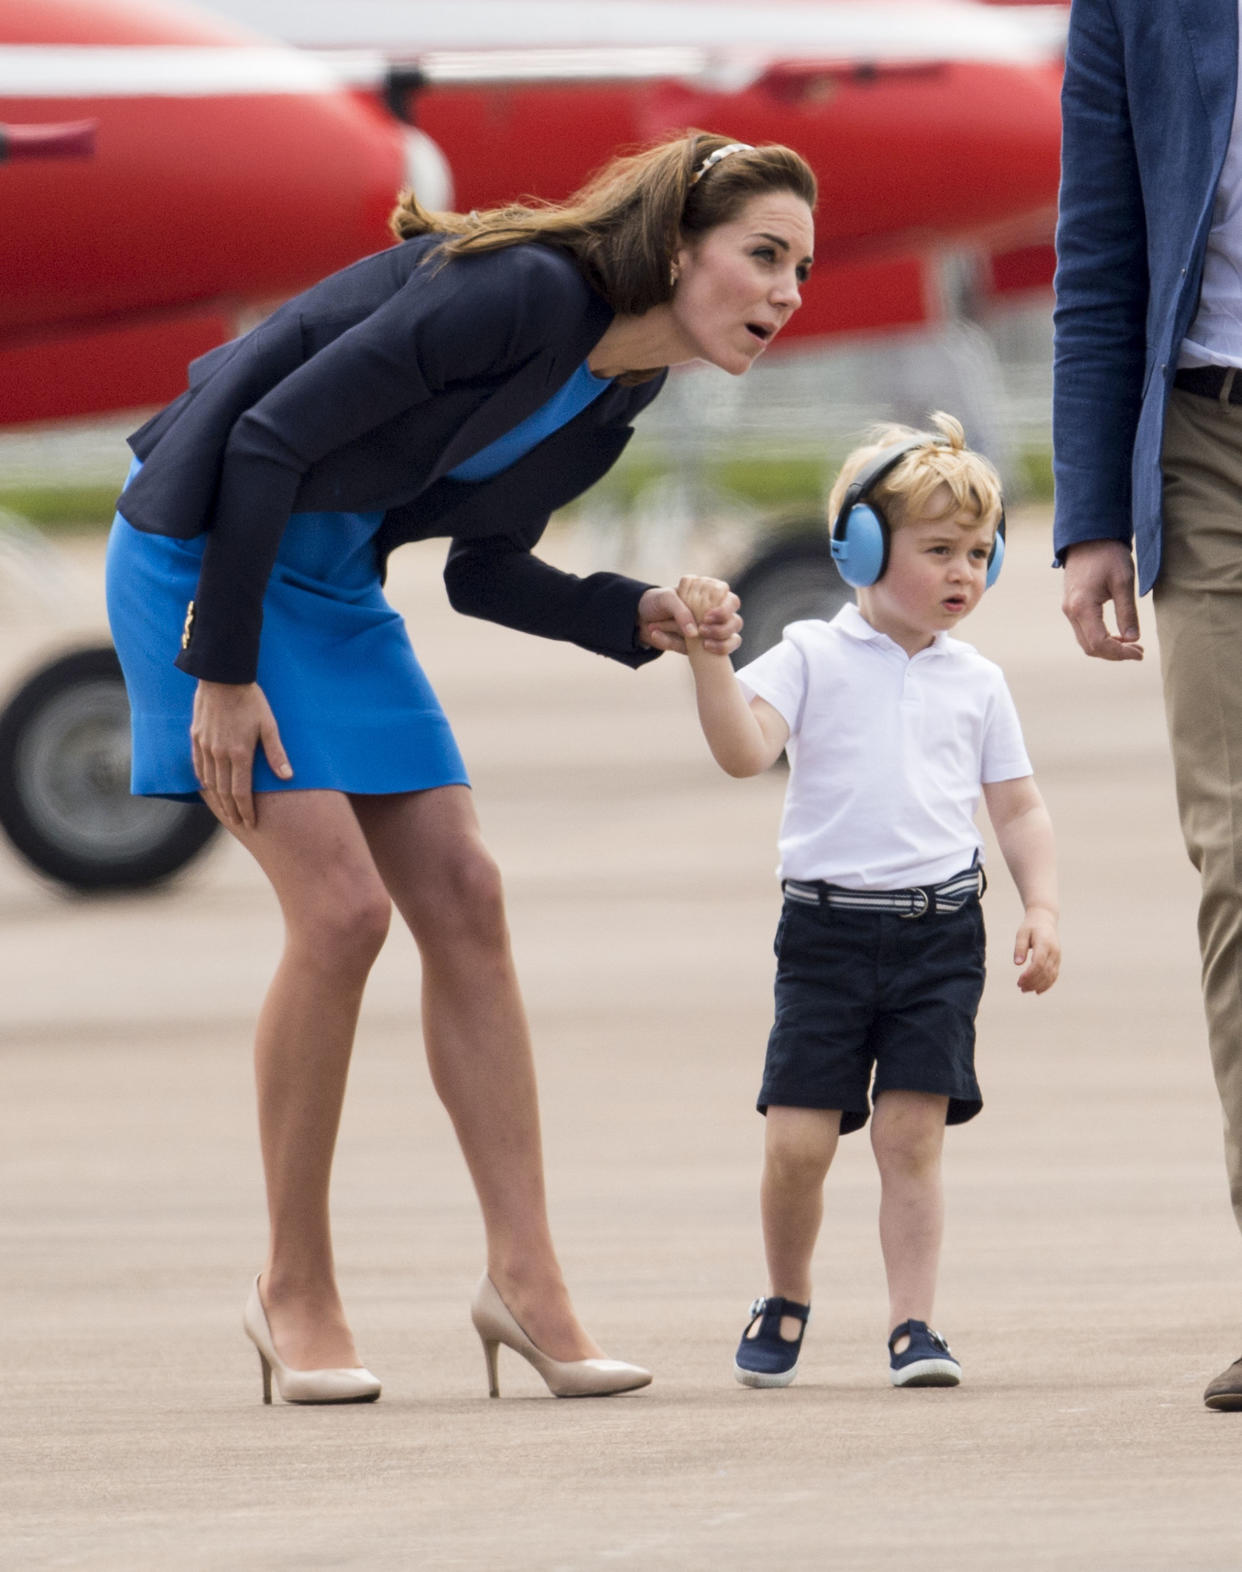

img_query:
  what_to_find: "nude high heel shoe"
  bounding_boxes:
[242,1275,382,1405]
[470,1275,652,1398]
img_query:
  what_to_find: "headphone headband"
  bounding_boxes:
[831,437,947,543]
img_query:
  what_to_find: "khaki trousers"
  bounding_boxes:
[1156,384,1242,1231]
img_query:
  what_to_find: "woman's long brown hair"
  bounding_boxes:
[390,131,817,319]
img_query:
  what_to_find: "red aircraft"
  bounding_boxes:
[0,0,1065,427]
[199,0,1068,338]
[0,0,1067,893]
[0,0,444,424]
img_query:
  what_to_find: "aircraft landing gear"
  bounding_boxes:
[0,644,218,891]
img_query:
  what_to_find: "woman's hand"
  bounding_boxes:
[637,582,742,657]
[191,680,292,829]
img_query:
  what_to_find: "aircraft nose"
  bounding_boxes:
[401,126,453,209]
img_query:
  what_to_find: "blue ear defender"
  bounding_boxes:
[830,500,890,587]
[984,519,1005,589]
[830,436,1005,590]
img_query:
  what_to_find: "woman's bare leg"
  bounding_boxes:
[216,789,392,1371]
[353,786,603,1361]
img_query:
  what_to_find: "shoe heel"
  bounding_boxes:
[242,1275,381,1405]
[469,1274,651,1399]
[480,1335,500,1398]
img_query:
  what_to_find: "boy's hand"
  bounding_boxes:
[1014,909,1060,994]
[676,574,733,633]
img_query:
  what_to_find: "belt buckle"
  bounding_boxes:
[900,888,930,919]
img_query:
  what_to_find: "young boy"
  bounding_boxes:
[679,412,1059,1390]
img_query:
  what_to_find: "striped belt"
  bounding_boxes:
[782,862,986,919]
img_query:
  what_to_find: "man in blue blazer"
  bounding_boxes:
[1053,0,1242,1409]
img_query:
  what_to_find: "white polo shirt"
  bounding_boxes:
[736,604,1033,889]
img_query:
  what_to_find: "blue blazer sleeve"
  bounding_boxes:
[445,542,659,667]
[441,383,667,667]
[1052,0,1150,559]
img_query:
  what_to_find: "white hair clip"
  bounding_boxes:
[689,142,754,186]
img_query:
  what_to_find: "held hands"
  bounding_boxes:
[1013,907,1060,994]
[191,679,292,829]
[677,574,735,635]
[637,578,741,657]
[1061,540,1144,661]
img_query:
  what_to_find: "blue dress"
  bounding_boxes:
[107,360,613,801]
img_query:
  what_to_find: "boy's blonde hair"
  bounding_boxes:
[827,412,1003,534]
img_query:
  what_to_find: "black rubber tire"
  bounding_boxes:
[0,645,218,891]
[730,532,851,668]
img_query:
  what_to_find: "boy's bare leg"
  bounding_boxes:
[871,1089,950,1343]
[759,1106,841,1337]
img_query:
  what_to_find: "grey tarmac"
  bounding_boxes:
[3,518,1240,1571]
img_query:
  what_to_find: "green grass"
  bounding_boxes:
[0,483,122,531]
[1016,446,1054,501]
[0,445,1055,534]
[573,444,1055,513]
[568,450,839,514]
[716,455,831,508]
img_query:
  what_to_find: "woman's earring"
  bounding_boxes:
[669,264,679,288]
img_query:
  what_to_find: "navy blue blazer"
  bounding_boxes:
[1052,0,1238,593]
[118,236,667,683]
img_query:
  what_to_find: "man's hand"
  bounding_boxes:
[1061,539,1144,661]
[637,582,741,657]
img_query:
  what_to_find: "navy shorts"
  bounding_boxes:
[758,894,986,1133]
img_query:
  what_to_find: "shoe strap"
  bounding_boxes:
[747,1295,811,1330]
[888,1319,950,1354]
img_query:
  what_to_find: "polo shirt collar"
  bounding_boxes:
[832,601,951,658]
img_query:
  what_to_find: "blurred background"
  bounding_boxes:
[0,0,1067,889]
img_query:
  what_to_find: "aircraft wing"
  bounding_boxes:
[190,0,1068,69]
